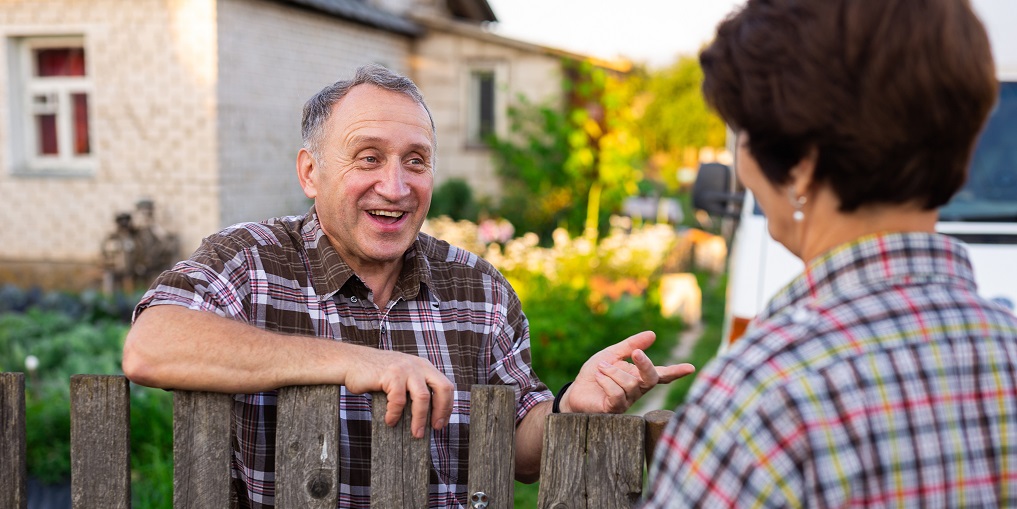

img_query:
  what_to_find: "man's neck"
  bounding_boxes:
[352,260,403,309]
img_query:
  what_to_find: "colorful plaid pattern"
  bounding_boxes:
[135,209,551,508]
[642,232,1017,508]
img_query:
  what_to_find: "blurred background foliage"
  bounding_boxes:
[486,56,725,242]
[0,287,172,507]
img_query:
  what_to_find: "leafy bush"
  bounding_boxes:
[522,276,684,395]
[429,178,480,222]
[0,293,172,508]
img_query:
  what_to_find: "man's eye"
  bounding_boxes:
[363,156,378,163]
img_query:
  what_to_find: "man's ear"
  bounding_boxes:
[789,146,819,197]
[296,148,318,199]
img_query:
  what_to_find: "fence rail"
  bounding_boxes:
[0,372,674,509]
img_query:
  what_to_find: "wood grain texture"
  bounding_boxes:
[370,392,430,509]
[1,372,27,509]
[70,375,130,509]
[537,414,588,509]
[275,385,341,509]
[173,390,233,508]
[466,385,516,509]
[643,409,674,468]
[586,415,644,508]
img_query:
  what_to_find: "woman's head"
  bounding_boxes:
[701,0,998,212]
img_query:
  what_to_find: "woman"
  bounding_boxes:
[642,0,1017,507]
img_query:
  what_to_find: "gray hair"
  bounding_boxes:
[301,64,437,158]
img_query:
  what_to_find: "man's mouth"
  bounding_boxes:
[367,210,406,224]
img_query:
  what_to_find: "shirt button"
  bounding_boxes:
[350,296,358,303]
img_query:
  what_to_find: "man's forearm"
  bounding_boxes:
[514,400,554,483]
[122,305,349,393]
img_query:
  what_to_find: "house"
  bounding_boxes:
[0,0,627,290]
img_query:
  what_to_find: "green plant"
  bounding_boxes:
[429,178,480,222]
[0,296,173,508]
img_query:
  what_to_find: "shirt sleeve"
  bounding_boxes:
[133,236,252,323]
[485,278,553,425]
[641,401,799,509]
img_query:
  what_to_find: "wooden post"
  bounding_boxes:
[370,391,430,509]
[1,372,27,509]
[537,414,588,508]
[586,415,644,507]
[173,391,234,508]
[275,385,341,509]
[538,413,645,509]
[466,385,516,509]
[71,375,130,509]
[643,409,675,469]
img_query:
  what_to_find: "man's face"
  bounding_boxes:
[298,84,434,273]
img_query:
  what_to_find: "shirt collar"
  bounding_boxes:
[300,206,432,302]
[760,232,977,322]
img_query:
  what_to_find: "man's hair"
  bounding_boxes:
[701,0,998,212]
[301,64,436,158]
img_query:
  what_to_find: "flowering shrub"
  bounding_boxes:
[423,216,687,390]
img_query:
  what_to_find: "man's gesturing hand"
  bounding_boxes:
[341,345,454,439]
[559,330,695,414]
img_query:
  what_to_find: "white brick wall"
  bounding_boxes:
[413,30,563,199]
[216,0,412,227]
[0,0,219,267]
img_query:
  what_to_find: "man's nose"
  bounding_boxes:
[374,162,411,200]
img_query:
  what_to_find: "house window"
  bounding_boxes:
[467,70,496,145]
[9,36,93,174]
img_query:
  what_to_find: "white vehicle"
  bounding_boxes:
[694,0,1017,350]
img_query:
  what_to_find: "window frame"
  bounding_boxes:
[8,35,95,176]
[464,61,507,149]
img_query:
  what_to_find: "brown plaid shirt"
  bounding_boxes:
[135,208,552,508]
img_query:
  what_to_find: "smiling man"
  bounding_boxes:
[122,65,693,509]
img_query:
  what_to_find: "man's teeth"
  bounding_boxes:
[368,210,404,218]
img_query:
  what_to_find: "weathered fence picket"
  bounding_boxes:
[466,385,516,509]
[173,390,233,508]
[4,374,677,508]
[1,372,27,509]
[537,413,645,509]
[369,391,432,508]
[70,374,130,509]
[276,385,342,509]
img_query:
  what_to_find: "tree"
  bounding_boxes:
[632,56,727,191]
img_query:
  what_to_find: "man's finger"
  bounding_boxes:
[385,387,408,428]
[631,349,660,389]
[428,375,454,431]
[406,377,432,439]
[655,363,697,384]
[602,330,657,360]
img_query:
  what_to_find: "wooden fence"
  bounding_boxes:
[0,372,675,509]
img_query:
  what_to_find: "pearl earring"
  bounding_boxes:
[788,189,807,222]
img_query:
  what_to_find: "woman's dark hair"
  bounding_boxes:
[701,0,998,211]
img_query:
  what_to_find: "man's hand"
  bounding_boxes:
[342,346,454,439]
[559,330,695,414]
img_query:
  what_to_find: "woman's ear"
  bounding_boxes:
[789,146,819,197]
[296,148,318,199]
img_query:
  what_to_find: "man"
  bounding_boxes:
[123,64,693,508]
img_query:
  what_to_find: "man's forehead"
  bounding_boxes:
[333,84,428,120]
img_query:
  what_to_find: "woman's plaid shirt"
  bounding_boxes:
[643,232,1017,508]
[134,209,552,508]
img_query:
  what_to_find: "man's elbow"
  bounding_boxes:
[515,468,540,484]
[121,330,163,388]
